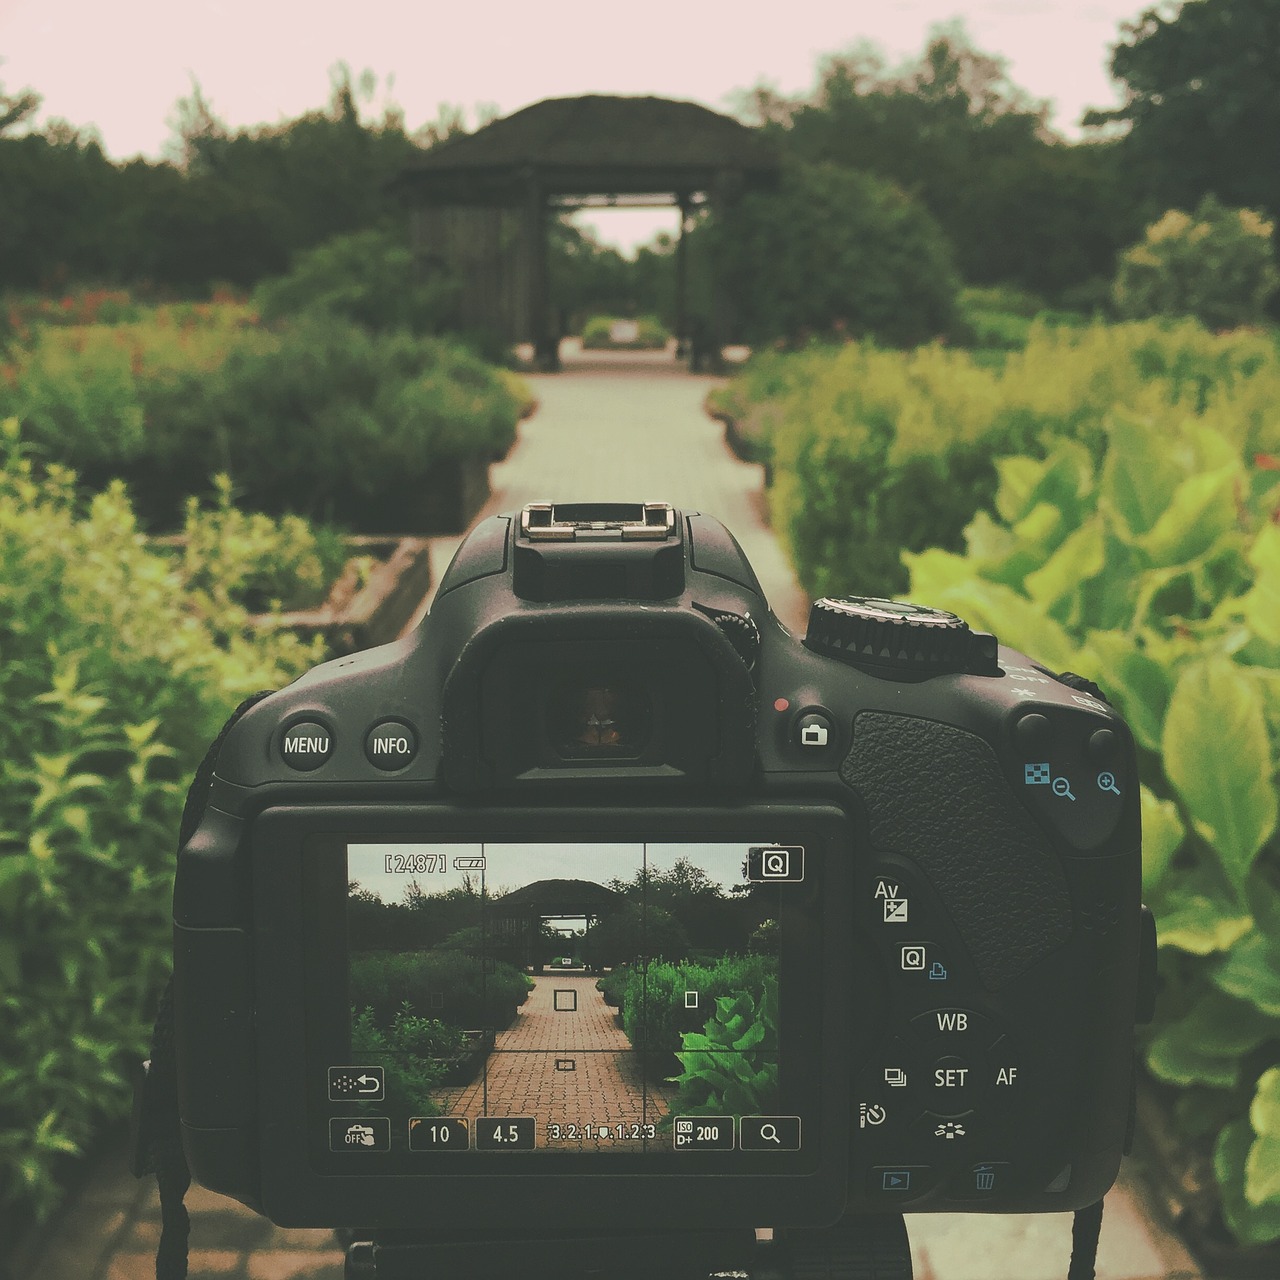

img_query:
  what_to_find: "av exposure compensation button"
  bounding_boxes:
[364,719,419,770]
[280,720,333,770]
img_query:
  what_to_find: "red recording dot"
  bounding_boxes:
[773,697,790,712]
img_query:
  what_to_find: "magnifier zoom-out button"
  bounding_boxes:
[740,1116,801,1150]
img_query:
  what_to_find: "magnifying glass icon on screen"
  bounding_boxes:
[1098,771,1121,795]
[760,1123,781,1144]
[1052,777,1076,801]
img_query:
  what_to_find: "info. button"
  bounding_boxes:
[740,1116,801,1151]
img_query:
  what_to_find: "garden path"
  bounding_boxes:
[433,974,673,1152]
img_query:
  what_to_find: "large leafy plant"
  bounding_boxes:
[903,409,1280,1243]
[0,417,327,1228]
[664,977,780,1120]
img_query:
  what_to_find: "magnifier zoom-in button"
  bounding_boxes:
[740,1115,801,1150]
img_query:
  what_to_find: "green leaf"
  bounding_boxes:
[1250,1066,1280,1138]
[903,547,974,599]
[1245,1135,1280,1207]
[1023,518,1105,612]
[1162,659,1278,891]
[1242,522,1280,647]
[1101,412,1186,538]
[921,577,1079,672]
[1146,991,1274,1087]
[1213,931,1280,1017]
[1146,1033,1241,1087]
[1217,1119,1280,1245]
[1156,884,1252,955]
[994,454,1051,525]
[1078,631,1171,753]
[1140,785,1184,896]
[1137,466,1239,567]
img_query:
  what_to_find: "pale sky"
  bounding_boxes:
[348,842,754,905]
[0,0,1158,253]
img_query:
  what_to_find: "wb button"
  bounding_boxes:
[747,845,805,883]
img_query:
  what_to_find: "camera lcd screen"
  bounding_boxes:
[322,840,811,1161]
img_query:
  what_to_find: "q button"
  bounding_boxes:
[364,719,419,771]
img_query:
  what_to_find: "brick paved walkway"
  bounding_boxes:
[434,975,673,1152]
[18,342,1202,1279]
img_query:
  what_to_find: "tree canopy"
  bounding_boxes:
[1084,0,1280,225]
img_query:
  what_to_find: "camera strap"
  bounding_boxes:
[132,688,279,1280]
[130,690,1106,1280]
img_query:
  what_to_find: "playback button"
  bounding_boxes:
[869,1166,934,1197]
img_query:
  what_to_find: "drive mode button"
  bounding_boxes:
[280,720,332,771]
[364,719,418,770]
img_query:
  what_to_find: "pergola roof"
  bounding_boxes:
[493,878,624,918]
[394,94,781,204]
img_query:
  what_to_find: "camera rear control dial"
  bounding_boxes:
[804,597,999,678]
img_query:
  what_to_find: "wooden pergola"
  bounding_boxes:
[392,95,780,371]
[490,878,624,970]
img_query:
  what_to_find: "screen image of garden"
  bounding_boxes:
[345,841,782,1152]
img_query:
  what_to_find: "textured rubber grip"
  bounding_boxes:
[840,710,1071,989]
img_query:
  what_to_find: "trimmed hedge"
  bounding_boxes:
[714,318,1280,601]
[0,418,326,1228]
[580,314,670,350]
[349,950,533,1033]
[1,305,531,532]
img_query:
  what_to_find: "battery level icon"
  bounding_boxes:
[453,856,486,872]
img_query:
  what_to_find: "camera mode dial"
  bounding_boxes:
[804,597,999,678]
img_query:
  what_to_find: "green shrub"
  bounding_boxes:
[2,307,530,532]
[0,418,325,1227]
[899,411,1280,1245]
[351,1005,463,1117]
[622,953,778,1064]
[252,226,461,339]
[169,474,352,613]
[580,314,670,350]
[582,903,689,970]
[663,977,779,1122]
[349,949,532,1031]
[708,161,960,348]
[1113,195,1280,331]
[739,317,1280,599]
[596,965,633,1008]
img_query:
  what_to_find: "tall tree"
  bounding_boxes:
[0,72,40,135]
[736,22,1140,301]
[1084,0,1280,225]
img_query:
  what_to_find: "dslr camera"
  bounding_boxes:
[164,501,1156,1269]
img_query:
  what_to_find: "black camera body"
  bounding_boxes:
[173,501,1153,1234]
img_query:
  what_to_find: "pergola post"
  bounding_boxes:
[705,169,746,375]
[674,194,691,361]
[522,173,558,371]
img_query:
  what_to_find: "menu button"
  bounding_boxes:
[280,721,332,770]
